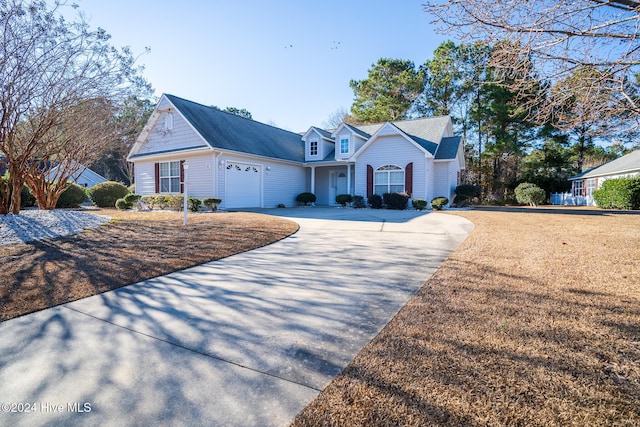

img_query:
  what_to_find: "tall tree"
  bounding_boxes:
[424,0,640,127]
[0,0,150,213]
[350,58,425,123]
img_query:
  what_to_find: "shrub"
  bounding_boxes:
[169,195,183,211]
[455,184,481,199]
[127,183,135,193]
[277,203,286,208]
[335,194,353,206]
[452,194,469,207]
[154,194,171,209]
[56,183,87,208]
[367,194,383,209]
[123,193,141,205]
[188,197,202,212]
[203,197,222,211]
[20,185,36,208]
[515,182,545,206]
[89,181,129,207]
[431,197,449,210]
[296,192,316,206]
[383,192,409,210]
[593,177,640,209]
[412,198,427,210]
[115,198,131,210]
[352,195,366,209]
[139,195,157,210]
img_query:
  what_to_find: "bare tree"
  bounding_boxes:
[424,0,640,128]
[322,107,360,129]
[0,0,150,213]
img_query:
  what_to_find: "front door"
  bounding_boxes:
[329,171,347,205]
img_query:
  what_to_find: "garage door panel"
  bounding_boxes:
[225,162,261,208]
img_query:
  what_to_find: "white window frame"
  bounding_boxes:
[310,140,318,156]
[160,161,180,193]
[586,178,596,196]
[340,137,349,154]
[374,165,404,195]
[573,180,583,196]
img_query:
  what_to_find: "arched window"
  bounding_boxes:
[374,165,404,195]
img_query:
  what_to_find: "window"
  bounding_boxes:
[374,165,404,195]
[340,137,349,154]
[310,140,318,156]
[586,178,596,196]
[160,161,180,193]
[573,180,583,196]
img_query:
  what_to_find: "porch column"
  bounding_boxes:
[310,166,316,194]
[346,164,351,195]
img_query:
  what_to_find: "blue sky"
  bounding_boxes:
[73,0,449,132]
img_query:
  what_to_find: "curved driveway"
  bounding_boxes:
[0,208,472,427]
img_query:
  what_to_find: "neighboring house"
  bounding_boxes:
[553,149,640,206]
[127,94,465,209]
[0,156,106,188]
[46,162,108,188]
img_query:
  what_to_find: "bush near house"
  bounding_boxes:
[515,182,545,207]
[56,183,87,208]
[368,194,383,209]
[412,198,427,210]
[336,194,353,207]
[20,184,36,208]
[296,192,316,206]
[203,197,222,211]
[188,197,202,212]
[352,195,366,209]
[431,197,449,210]
[89,181,129,208]
[115,198,130,210]
[593,177,640,209]
[383,192,409,210]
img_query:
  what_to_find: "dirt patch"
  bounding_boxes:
[0,209,298,322]
[292,209,640,426]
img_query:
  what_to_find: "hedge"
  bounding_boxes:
[593,177,640,209]
[89,181,129,207]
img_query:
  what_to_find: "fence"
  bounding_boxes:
[550,192,594,206]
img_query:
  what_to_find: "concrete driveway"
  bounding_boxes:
[0,208,473,426]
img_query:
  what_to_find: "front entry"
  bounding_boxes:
[329,171,347,205]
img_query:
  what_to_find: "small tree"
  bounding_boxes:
[515,183,545,207]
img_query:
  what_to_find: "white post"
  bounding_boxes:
[183,164,189,225]
[346,163,351,195]
[310,166,316,194]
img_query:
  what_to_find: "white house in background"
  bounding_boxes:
[127,94,465,209]
[553,149,640,206]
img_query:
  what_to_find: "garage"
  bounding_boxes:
[225,161,262,208]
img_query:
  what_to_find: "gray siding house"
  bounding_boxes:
[127,94,465,209]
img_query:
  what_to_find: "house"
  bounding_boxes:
[46,161,108,188]
[562,149,640,206]
[1,155,106,187]
[127,94,465,209]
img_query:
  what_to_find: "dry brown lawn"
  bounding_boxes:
[0,209,298,322]
[293,208,640,426]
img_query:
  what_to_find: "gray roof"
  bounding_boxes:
[435,136,462,160]
[311,126,333,139]
[166,94,305,162]
[352,116,451,155]
[570,149,640,180]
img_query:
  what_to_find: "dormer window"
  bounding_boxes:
[310,140,318,156]
[340,137,349,154]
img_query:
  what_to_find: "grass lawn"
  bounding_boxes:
[0,209,298,322]
[292,208,640,426]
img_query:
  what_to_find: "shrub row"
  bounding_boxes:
[118,194,222,212]
[593,177,640,209]
[296,191,449,210]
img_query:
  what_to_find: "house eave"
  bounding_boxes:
[127,145,211,161]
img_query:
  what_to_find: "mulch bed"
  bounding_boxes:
[0,210,298,322]
[292,209,640,426]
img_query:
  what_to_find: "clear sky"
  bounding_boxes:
[72,0,449,132]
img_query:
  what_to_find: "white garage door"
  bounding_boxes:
[225,162,262,208]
